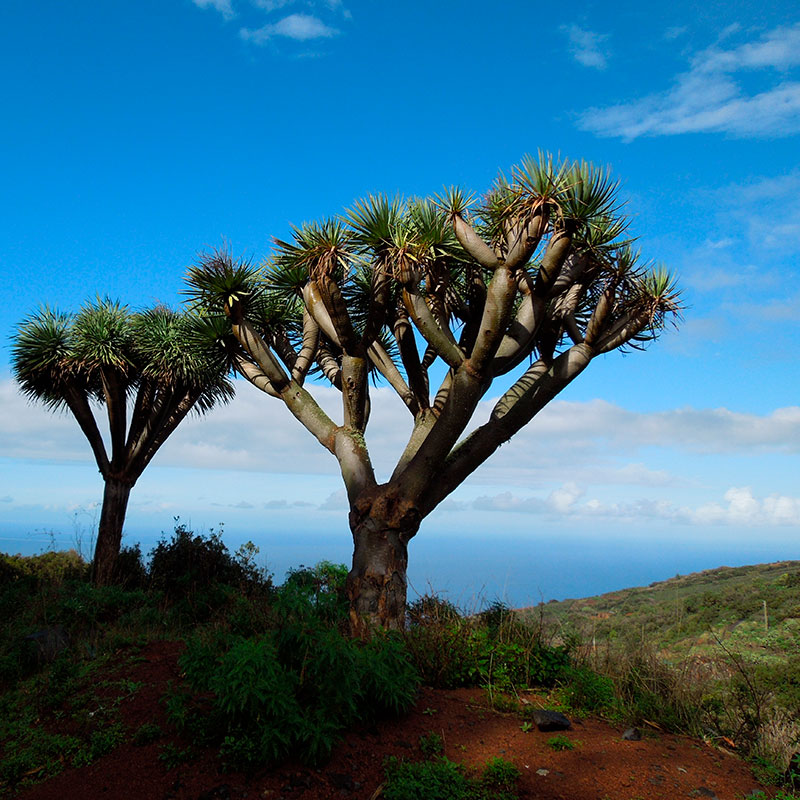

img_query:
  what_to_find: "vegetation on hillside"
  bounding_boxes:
[523,562,800,782]
[1,533,799,797]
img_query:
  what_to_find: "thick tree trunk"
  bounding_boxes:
[346,489,420,637]
[92,478,132,586]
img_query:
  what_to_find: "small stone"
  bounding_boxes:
[530,709,572,731]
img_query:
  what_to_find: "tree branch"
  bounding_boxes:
[453,214,501,269]
[235,355,280,398]
[393,313,429,410]
[63,387,110,476]
[100,368,128,466]
[402,288,464,369]
[232,318,291,392]
[367,341,419,416]
[292,308,319,385]
[420,343,594,514]
[468,265,518,373]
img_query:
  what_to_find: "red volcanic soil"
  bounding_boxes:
[16,641,773,800]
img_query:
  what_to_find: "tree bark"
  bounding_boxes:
[346,488,420,637]
[92,477,132,586]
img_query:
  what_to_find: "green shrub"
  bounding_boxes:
[148,522,271,621]
[407,594,462,627]
[419,731,444,757]
[546,734,577,751]
[404,598,571,692]
[132,722,163,746]
[0,550,88,585]
[382,756,519,800]
[481,757,520,791]
[168,618,419,769]
[383,756,474,800]
[558,666,617,714]
[113,544,148,590]
[276,561,348,625]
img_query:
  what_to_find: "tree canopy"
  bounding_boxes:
[187,153,682,633]
[12,299,234,583]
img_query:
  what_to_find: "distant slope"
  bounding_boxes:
[521,560,800,654]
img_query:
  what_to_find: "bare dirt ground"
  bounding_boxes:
[17,641,774,800]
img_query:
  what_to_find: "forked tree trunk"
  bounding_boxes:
[92,477,132,586]
[346,490,421,637]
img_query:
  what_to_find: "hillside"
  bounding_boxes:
[524,560,800,656]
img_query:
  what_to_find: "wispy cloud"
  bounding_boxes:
[240,13,339,43]
[561,25,609,69]
[192,0,235,20]
[580,23,800,139]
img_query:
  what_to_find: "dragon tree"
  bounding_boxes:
[187,154,681,635]
[11,299,234,584]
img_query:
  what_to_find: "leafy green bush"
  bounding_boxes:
[407,594,462,627]
[276,561,348,625]
[168,610,419,769]
[113,544,148,590]
[546,734,577,751]
[0,550,88,585]
[557,665,617,714]
[404,597,571,691]
[148,522,271,621]
[481,757,520,791]
[419,731,444,757]
[383,756,519,800]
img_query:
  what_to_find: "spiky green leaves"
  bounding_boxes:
[12,299,234,415]
[130,308,235,413]
[271,219,352,284]
[185,249,262,320]
[12,299,133,408]
[12,306,80,409]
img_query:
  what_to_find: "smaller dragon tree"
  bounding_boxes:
[187,153,682,635]
[11,299,234,584]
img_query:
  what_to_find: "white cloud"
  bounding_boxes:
[474,485,800,527]
[715,170,800,254]
[3,380,798,479]
[581,23,800,139]
[319,489,348,510]
[561,25,609,69]
[192,0,235,20]
[240,13,339,43]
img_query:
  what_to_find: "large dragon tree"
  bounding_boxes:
[11,300,233,584]
[187,154,681,635]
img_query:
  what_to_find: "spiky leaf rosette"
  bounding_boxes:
[130,308,235,413]
[11,306,85,408]
[185,249,263,320]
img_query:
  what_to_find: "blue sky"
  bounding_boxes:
[1,0,799,603]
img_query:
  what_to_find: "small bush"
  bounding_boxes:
[481,757,520,791]
[0,550,88,585]
[404,594,572,693]
[383,756,474,800]
[382,755,519,800]
[557,666,617,714]
[149,523,271,621]
[132,722,163,746]
[419,731,444,757]
[407,594,462,627]
[113,544,148,590]
[546,734,577,751]
[168,616,419,769]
